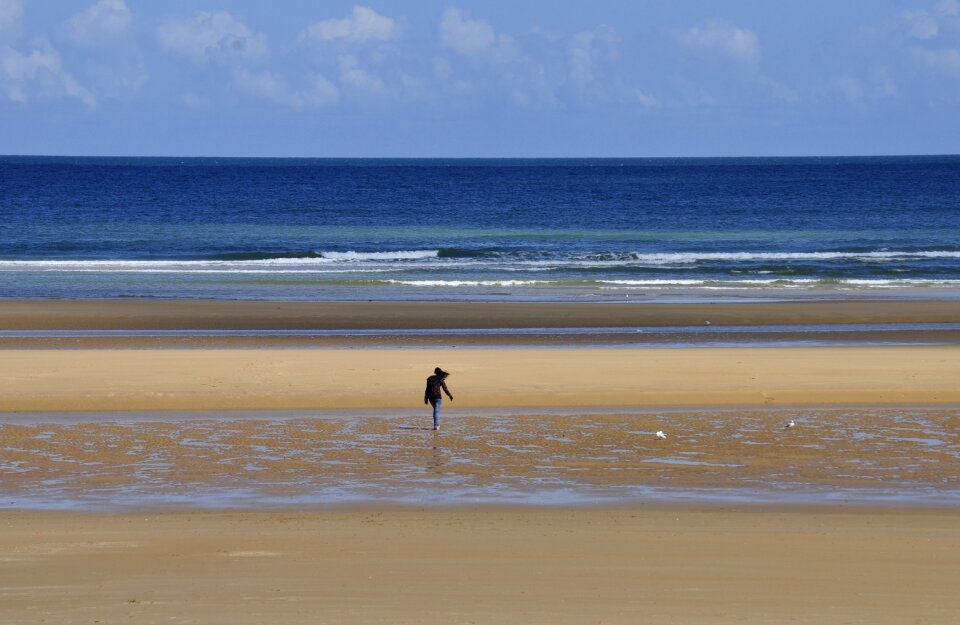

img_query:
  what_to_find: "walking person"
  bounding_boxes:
[424,367,453,431]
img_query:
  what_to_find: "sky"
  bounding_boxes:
[1,0,958,157]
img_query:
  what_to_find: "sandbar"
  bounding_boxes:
[1,345,958,411]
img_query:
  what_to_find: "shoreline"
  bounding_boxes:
[3,323,960,349]
[3,297,960,329]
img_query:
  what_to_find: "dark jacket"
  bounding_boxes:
[424,374,452,404]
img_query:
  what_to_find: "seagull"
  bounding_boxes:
[785,420,796,429]
[704,320,711,326]
[656,431,667,440]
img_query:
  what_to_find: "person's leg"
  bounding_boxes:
[432,397,441,430]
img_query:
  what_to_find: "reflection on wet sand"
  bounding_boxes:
[1,408,958,509]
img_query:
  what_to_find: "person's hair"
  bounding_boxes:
[434,367,449,377]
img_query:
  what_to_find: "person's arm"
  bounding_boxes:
[441,380,453,400]
[424,380,430,404]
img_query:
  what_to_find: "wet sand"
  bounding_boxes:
[1,506,958,625]
[3,298,960,330]
[2,325,960,349]
[2,409,957,509]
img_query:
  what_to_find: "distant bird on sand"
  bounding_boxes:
[656,431,667,440]
[785,420,796,429]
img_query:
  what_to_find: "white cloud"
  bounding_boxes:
[903,11,940,39]
[678,19,760,62]
[233,68,339,108]
[568,28,618,86]
[869,65,898,97]
[901,1,960,39]
[671,77,716,108]
[835,75,864,104]
[937,0,960,17]
[634,89,657,108]
[834,66,899,105]
[436,12,637,111]
[760,77,800,103]
[0,37,96,105]
[562,27,641,108]
[895,1,960,77]
[339,55,385,93]
[913,46,960,75]
[157,11,267,62]
[0,0,22,36]
[304,74,340,106]
[303,6,398,44]
[440,9,497,55]
[66,0,131,44]
[569,31,598,84]
[233,68,300,106]
[182,92,211,109]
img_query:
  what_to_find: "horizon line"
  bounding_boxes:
[3,152,959,160]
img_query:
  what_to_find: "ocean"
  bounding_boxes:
[2,155,959,301]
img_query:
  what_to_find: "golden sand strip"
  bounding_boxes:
[0,507,957,625]
[1,346,958,412]
[3,298,960,329]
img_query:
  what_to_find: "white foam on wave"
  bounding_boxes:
[599,279,718,286]
[0,259,327,270]
[0,252,440,272]
[598,278,960,289]
[319,250,439,261]
[627,250,960,264]
[384,279,549,287]
[2,248,957,273]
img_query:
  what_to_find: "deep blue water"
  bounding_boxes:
[1,155,959,300]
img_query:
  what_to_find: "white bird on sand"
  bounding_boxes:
[656,431,667,440]
[785,420,796,429]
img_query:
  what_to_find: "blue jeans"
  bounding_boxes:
[430,397,441,428]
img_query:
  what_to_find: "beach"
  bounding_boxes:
[2,507,959,625]
[1,298,959,623]
[3,345,960,411]
[2,299,960,411]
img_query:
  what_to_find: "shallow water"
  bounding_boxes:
[1,408,957,510]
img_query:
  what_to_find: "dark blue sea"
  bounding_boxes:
[1,155,959,301]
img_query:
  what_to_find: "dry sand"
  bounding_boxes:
[1,507,958,625]
[3,298,958,411]
[1,345,959,411]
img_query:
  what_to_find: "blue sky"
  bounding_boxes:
[1,0,958,157]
